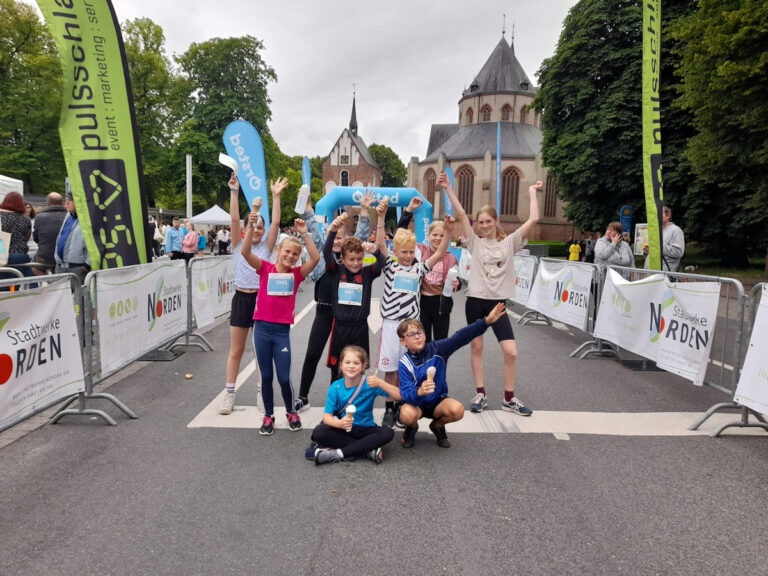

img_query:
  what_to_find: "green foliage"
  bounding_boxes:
[670,0,768,261]
[0,0,65,194]
[369,143,406,187]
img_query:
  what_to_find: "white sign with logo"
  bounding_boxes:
[0,279,85,429]
[511,255,537,306]
[594,269,720,385]
[190,256,234,328]
[527,260,594,331]
[734,285,768,415]
[95,261,188,374]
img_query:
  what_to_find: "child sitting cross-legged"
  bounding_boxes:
[398,302,508,449]
[311,346,402,465]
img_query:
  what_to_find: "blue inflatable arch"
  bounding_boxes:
[315,186,433,243]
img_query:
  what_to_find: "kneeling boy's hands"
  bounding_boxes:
[485,302,507,325]
[419,379,436,396]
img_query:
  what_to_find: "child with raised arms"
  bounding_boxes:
[374,198,454,428]
[217,173,281,416]
[323,212,386,383]
[311,346,401,465]
[440,171,542,416]
[398,302,507,448]
[240,209,320,435]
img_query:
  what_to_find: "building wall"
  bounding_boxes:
[458,93,540,127]
[322,129,381,193]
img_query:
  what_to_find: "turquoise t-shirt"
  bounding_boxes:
[324,377,390,427]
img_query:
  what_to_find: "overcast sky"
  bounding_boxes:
[27,0,579,165]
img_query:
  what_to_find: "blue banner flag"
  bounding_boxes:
[620,205,633,238]
[223,120,270,227]
[302,157,311,187]
[443,166,454,217]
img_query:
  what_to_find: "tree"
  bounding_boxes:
[0,0,65,194]
[122,17,183,207]
[670,0,768,263]
[173,36,277,212]
[369,143,406,188]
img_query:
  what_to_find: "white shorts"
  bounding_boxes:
[376,318,407,373]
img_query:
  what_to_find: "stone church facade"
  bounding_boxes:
[406,35,571,241]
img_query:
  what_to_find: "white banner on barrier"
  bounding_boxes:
[191,257,235,328]
[594,269,720,385]
[511,256,536,306]
[95,261,188,374]
[0,279,85,429]
[734,285,768,415]
[527,260,594,330]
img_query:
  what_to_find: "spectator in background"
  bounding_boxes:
[568,238,581,261]
[584,234,595,263]
[181,221,198,263]
[23,201,38,261]
[594,222,633,279]
[164,218,184,260]
[32,192,67,274]
[217,226,230,255]
[53,194,90,283]
[643,205,685,272]
[0,191,32,277]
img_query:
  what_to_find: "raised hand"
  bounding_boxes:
[294,218,307,235]
[228,172,240,191]
[407,196,423,212]
[485,302,508,325]
[359,190,375,211]
[437,172,451,189]
[270,176,288,196]
[376,198,389,218]
[529,180,543,193]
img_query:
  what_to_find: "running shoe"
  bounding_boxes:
[470,393,488,413]
[382,406,396,428]
[287,412,302,431]
[314,448,341,465]
[401,425,418,449]
[501,396,533,416]
[259,415,275,436]
[293,398,311,413]
[217,393,235,415]
[366,447,384,464]
[429,420,451,448]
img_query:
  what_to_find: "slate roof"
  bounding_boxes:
[424,122,542,163]
[347,130,379,170]
[462,37,536,97]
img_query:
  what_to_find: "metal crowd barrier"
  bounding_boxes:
[0,273,87,432]
[514,256,552,327]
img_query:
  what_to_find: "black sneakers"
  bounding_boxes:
[429,420,451,448]
[401,425,417,449]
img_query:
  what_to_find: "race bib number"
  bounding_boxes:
[393,271,420,294]
[267,272,294,296]
[338,282,363,306]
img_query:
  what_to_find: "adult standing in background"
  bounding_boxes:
[217,226,230,255]
[0,191,32,276]
[643,205,685,272]
[54,194,90,283]
[32,192,67,274]
[164,218,184,260]
[594,222,634,279]
[23,200,38,261]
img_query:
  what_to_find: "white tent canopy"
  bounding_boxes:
[188,205,230,225]
[0,174,24,203]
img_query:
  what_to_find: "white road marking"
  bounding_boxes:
[189,406,766,436]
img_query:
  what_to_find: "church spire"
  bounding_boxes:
[349,86,358,136]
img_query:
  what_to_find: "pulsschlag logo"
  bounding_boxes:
[109,296,139,320]
[147,275,184,331]
[649,290,710,349]
[0,310,64,385]
[611,292,632,316]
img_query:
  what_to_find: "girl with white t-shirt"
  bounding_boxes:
[439,172,542,416]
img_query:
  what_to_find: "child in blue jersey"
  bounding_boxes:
[311,346,402,465]
[397,302,507,449]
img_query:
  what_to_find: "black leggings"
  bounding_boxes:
[298,303,334,399]
[420,294,451,342]
[311,423,394,459]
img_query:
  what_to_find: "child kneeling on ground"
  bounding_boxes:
[311,346,402,465]
[398,302,508,449]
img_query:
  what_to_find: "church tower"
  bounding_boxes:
[322,93,381,193]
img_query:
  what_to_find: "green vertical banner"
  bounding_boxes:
[642,0,663,270]
[36,0,150,269]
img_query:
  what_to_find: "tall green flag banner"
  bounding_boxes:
[642,0,663,270]
[36,0,150,269]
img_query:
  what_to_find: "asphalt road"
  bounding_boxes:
[1,284,766,576]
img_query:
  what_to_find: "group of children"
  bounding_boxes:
[217,170,543,464]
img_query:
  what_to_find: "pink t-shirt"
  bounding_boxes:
[252,261,305,324]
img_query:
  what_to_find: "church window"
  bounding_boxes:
[340,155,349,165]
[501,104,512,122]
[519,106,528,124]
[544,176,557,218]
[466,107,473,124]
[501,168,520,216]
[480,105,492,122]
[456,165,475,213]
[424,169,436,206]
[341,170,349,186]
